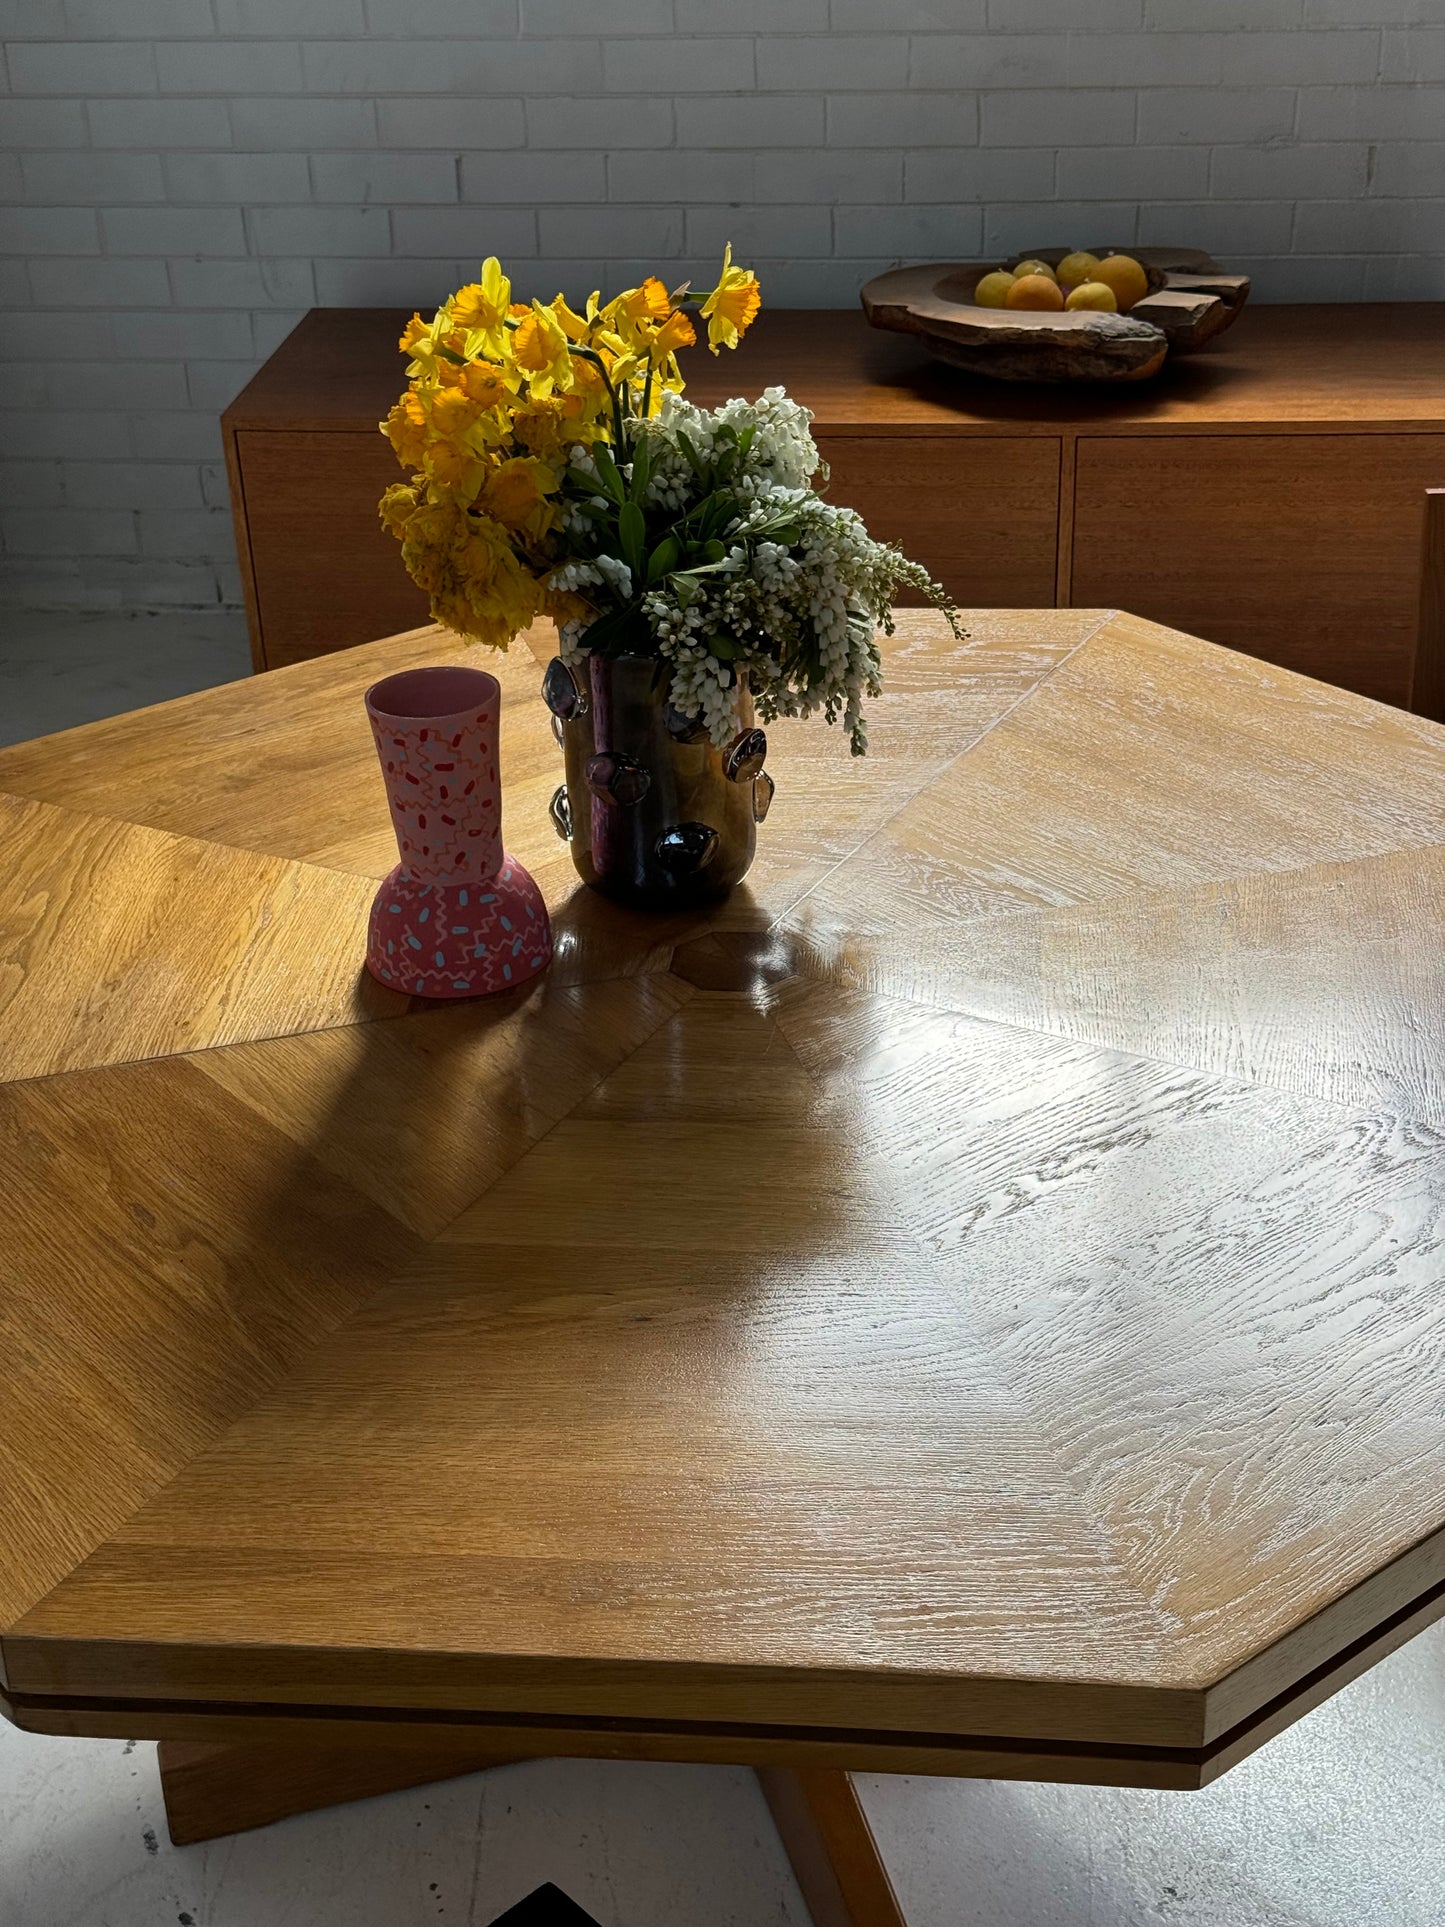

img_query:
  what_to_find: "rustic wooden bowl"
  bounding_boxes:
[861,248,1251,383]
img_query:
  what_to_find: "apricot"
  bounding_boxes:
[1005,273,1065,312]
[1056,250,1101,289]
[1064,280,1118,312]
[974,270,1016,309]
[1090,253,1149,312]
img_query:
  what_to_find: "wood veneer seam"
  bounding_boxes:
[777,610,1119,928]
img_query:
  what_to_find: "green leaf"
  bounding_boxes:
[628,435,652,503]
[646,534,681,582]
[618,500,646,578]
[676,430,705,477]
[707,634,743,660]
[590,442,626,502]
[702,538,726,564]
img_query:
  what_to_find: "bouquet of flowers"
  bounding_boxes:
[380,251,960,754]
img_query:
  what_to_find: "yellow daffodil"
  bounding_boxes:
[459,359,509,407]
[480,455,558,536]
[512,299,576,397]
[449,257,511,353]
[611,277,671,325]
[429,387,485,439]
[381,393,428,469]
[700,244,761,353]
[549,293,592,344]
[650,307,696,364]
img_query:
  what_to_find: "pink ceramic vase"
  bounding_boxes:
[364,664,552,998]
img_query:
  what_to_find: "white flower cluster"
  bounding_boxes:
[558,392,960,754]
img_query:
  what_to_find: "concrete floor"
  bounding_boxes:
[2,610,1442,1926]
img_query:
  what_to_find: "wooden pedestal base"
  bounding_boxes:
[157,1740,906,1926]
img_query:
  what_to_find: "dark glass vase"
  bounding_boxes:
[542,653,774,911]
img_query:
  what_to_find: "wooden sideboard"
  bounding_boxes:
[223,304,1445,712]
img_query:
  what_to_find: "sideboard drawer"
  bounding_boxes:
[818,434,1061,608]
[235,429,429,670]
[1071,433,1445,710]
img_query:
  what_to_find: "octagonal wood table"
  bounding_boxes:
[3,608,1444,1926]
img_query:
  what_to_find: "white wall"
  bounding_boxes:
[1,0,1442,614]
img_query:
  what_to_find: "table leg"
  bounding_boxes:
[757,1768,908,1927]
[157,1737,520,1844]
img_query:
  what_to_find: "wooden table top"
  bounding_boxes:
[224,303,1445,439]
[3,609,1445,1790]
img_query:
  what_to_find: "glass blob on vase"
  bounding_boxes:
[364,664,552,996]
[543,653,773,911]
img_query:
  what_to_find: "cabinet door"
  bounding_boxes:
[237,429,431,670]
[1072,433,1445,710]
[816,435,1061,608]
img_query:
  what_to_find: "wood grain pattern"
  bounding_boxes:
[1071,432,1445,706]
[816,435,1061,607]
[0,791,403,1081]
[158,1737,515,1845]
[238,429,430,668]
[1415,486,1445,723]
[0,1054,417,1625]
[758,1770,907,1927]
[3,605,1445,1803]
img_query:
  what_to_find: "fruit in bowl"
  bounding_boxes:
[1006,273,1065,312]
[973,250,1150,315]
[1064,281,1118,312]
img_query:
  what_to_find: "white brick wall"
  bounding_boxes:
[1,0,1441,612]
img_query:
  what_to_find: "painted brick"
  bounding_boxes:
[0,463,65,510]
[1137,86,1296,144]
[3,99,88,145]
[981,89,1134,146]
[905,147,1054,202]
[29,258,171,305]
[312,257,462,303]
[364,0,518,28]
[0,207,100,253]
[248,205,392,257]
[65,0,214,32]
[101,206,248,255]
[1060,144,1211,200]
[909,33,1069,88]
[215,0,365,29]
[984,201,1140,252]
[302,38,603,95]
[1297,83,1443,137]
[603,37,755,93]
[136,508,235,556]
[525,0,671,28]
[833,203,984,256]
[1381,28,1445,79]
[376,98,525,146]
[684,93,824,146]
[464,150,608,203]
[88,98,232,147]
[130,413,226,461]
[832,0,984,26]
[113,309,255,358]
[392,207,537,254]
[22,152,165,201]
[167,257,317,307]
[8,41,156,93]
[156,41,305,94]
[61,461,205,509]
[1212,140,1369,199]
[185,361,265,411]
[4,509,138,555]
[311,152,461,204]
[754,150,903,204]
[828,92,979,147]
[526,95,673,147]
[687,205,834,257]
[228,97,377,147]
[1,412,132,460]
[763,35,911,91]
[1137,199,1296,250]
[1368,140,1445,196]
[989,0,1138,24]
[539,205,685,255]
[163,153,313,202]
[608,150,754,205]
